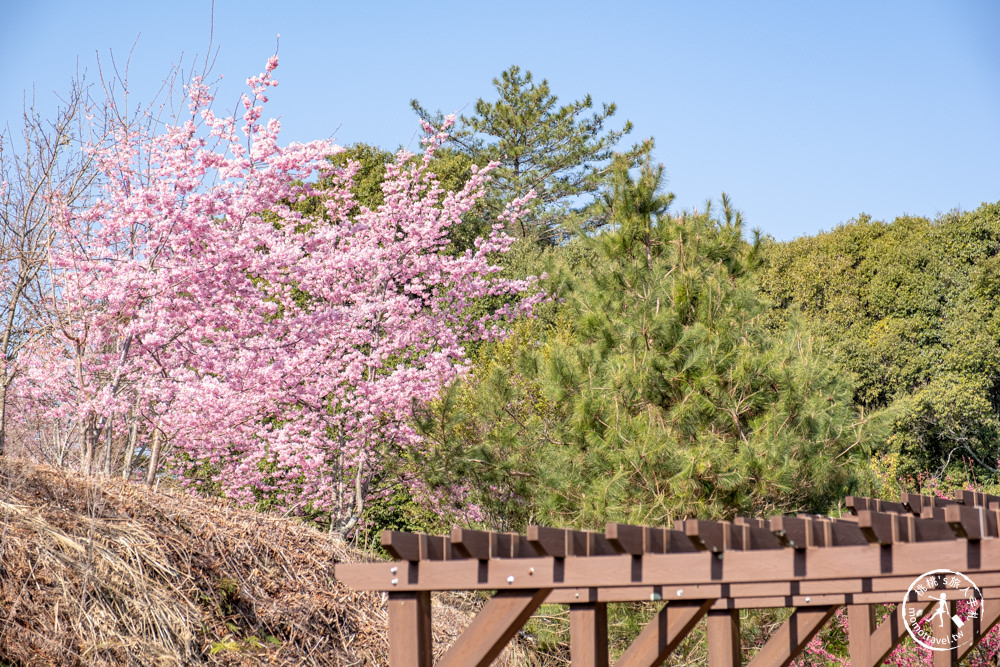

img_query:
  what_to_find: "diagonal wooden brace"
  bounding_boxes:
[438,588,551,667]
[848,602,935,667]
[615,599,715,667]
[745,606,837,667]
[957,598,1000,661]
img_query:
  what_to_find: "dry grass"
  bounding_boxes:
[0,458,536,666]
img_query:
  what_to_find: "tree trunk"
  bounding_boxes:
[144,427,162,488]
[83,416,96,476]
[0,385,7,457]
[121,419,138,480]
[102,412,114,476]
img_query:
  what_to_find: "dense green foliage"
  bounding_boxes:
[416,160,878,529]
[296,68,1000,543]
[756,203,1000,484]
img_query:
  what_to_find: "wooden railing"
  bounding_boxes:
[336,491,1000,666]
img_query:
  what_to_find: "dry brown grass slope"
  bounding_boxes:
[0,459,534,666]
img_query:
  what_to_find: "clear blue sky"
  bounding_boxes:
[3,1,998,240]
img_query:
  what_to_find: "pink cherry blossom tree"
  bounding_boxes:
[18,53,541,533]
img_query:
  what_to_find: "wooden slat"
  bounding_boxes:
[734,517,785,549]
[492,531,541,558]
[944,503,987,539]
[958,489,1000,508]
[528,525,617,557]
[846,496,908,515]
[545,582,1000,607]
[901,492,959,516]
[450,527,491,559]
[677,519,732,552]
[745,606,837,667]
[809,516,869,546]
[382,530,422,561]
[437,589,551,667]
[388,591,432,667]
[421,534,450,560]
[605,523,644,554]
[615,600,714,667]
[771,515,870,548]
[450,528,545,559]
[381,531,453,561]
[770,516,816,548]
[569,603,609,667]
[528,525,570,556]
[856,510,956,544]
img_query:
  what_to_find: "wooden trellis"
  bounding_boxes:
[336,491,1000,666]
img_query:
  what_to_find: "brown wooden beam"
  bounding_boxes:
[337,540,1000,593]
[745,606,837,667]
[615,600,714,667]
[388,591,432,667]
[437,588,550,667]
[570,602,609,667]
[707,609,741,667]
[547,582,1000,609]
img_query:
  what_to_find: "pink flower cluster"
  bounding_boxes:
[19,55,541,526]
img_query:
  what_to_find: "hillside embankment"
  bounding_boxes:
[0,459,531,666]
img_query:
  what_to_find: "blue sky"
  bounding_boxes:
[3,1,998,241]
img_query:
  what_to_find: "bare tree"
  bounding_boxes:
[0,78,99,457]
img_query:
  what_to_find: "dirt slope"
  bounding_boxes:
[0,459,532,666]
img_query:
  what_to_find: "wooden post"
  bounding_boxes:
[570,602,609,667]
[848,604,875,667]
[388,591,432,667]
[707,608,741,667]
[931,600,958,667]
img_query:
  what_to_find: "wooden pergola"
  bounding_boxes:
[336,491,1000,666]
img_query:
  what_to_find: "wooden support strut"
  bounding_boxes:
[615,599,715,667]
[745,606,838,667]
[437,589,551,667]
[956,598,1000,662]
[848,601,935,667]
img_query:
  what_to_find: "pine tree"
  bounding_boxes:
[412,65,643,245]
[418,159,879,528]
